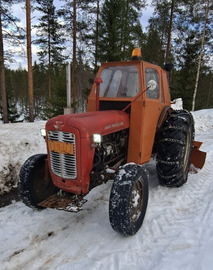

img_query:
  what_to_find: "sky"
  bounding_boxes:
[8,1,154,70]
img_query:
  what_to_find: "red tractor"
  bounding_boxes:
[19,49,206,236]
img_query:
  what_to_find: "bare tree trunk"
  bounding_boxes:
[0,1,8,123]
[26,0,34,122]
[165,0,174,63]
[72,0,77,111]
[48,13,51,111]
[48,44,51,102]
[158,37,163,66]
[192,0,209,111]
[94,0,100,72]
[207,74,212,108]
[122,0,129,61]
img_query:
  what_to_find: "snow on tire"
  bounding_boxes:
[156,110,194,187]
[109,164,149,236]
[19,154,58,209]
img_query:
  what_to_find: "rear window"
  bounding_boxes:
[99,66,139,97]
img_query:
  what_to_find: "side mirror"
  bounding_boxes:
[147,80,157,91]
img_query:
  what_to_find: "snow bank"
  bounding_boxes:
[192,109,213,133]
[0,121,46,194]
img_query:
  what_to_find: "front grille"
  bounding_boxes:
[48,131,77,179]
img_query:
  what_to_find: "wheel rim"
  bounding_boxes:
[130,178,143,222]
[183,129,191,172]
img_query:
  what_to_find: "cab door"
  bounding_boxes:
[139,63,163,163]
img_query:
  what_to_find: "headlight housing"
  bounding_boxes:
[93,134,102,144]
[40,128,46,138]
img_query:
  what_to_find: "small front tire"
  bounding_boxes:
[19,154,58,209]
[109,164,149,236]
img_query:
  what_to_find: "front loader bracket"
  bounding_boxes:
[38,191,87,212]
[190,141,206,170]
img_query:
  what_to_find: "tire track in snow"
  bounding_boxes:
[132,140,213,269]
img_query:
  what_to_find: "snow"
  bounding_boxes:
[0,109,213,270]
[0,121,47,194]
[171,98,183,110]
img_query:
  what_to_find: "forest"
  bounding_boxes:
[0,0,212,123]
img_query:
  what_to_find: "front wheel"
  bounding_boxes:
[109,164,149,236]
[19,154,58,209]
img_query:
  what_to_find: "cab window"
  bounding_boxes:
[99,66,139,97]
[145,68,159,99]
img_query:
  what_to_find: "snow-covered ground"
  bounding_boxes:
[0,109,213,270]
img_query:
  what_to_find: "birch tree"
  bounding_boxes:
[165,0,174,63]
[192,0,210,111]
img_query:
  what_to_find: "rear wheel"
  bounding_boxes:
[19,154,58,209]
[156,110,194,187]
[109,164,149,236]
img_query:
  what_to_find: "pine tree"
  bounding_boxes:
[35,0,65,113]
[26,0,34,122]
[175,33,200,109]
[141,26,162,64]
[4,67,28,122]
[59,0,95,111]
[98,0,145,63]
[98,0,122,62]
[147,0,171,66]
[59,0,78,109]
[80,0,103,72]
[120,0,146,60]
[0,0,24,123]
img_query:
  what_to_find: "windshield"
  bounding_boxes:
[99,66,139,98]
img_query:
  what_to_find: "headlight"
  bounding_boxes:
[40,128,46,138]
[93,134,102,144]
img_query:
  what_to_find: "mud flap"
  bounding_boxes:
[190,141,206,170]
[38,192,87,212]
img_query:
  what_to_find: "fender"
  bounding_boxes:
[156,105,172,131]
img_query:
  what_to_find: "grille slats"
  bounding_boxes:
[48,131,77,179]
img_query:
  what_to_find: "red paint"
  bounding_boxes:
[46,110,129,195]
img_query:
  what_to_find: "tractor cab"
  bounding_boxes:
[87,50,171,164]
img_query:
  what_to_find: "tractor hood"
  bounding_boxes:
[46,110,130,137]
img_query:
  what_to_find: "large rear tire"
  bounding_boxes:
[156,110,194,187]
[109,164,149,236]
[19,154,58,209]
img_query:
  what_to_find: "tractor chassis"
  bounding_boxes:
[38,168,117,212]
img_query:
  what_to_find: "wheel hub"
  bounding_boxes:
[130,178,143,222]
